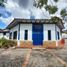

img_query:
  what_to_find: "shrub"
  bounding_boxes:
[0,38,17,48]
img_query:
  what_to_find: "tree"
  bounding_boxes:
[51,16,62,23]
[34,0,67,20]
[54,0,59,2]
[45,5,58,14]
[0,0,5,7]
[0,0,5,17]
[34,0,58,14]
[60,9,67,18]
[37,0,48,8]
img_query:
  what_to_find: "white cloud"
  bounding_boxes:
[0,16,14,25]
[5,0,50,19]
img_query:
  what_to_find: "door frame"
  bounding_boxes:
[32,23,43,45]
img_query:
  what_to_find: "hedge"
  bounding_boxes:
[0,38,17,48]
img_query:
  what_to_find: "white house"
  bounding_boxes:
[62,30,67,39]
[0,29,9,39]
[6,18,64,48]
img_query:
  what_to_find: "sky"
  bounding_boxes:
[0,0,67,29]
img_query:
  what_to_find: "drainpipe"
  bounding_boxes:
[18,23,20,47]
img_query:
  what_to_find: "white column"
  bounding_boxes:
[18,40,20,46]
[56,40,58,47]
[17,24,20,47]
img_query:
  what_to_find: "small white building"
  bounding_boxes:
[62,30,67,39]
[6,19,64,48]
[0,29,9,39]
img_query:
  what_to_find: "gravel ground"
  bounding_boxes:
[0,49,5,54]
[50,48,67,63]
[0,39,67,67]
[0,48,30,67]
[27,49,65,67]
[0,48,66,67]
[49,39,67,63]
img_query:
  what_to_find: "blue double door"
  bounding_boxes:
[32,24,43,46]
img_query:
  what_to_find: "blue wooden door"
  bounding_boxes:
[32,24,43,45]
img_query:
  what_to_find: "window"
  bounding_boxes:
[57,32,60,40]
[24,30,28,40]
[13,31,17,39]
[48,30,51,40]
[3,32,6,35]
[10,32,12,39]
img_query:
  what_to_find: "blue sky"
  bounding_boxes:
[0,20,6,29]
[0,7,11,29]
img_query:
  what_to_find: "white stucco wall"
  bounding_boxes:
[20,24,32,41]
[43,24,56,41]
[10,24,32,41]
[3,33,9,39]
[0,33,3,38]
[62,33,67,39]
[9,23,61,41]
[0,33,9,39]
[10,25,19,40]
[56,26,61,40]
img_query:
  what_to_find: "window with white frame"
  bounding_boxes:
[48,30,51,40]
[57,31,60,40]
[24,30,28,40]
[10,32,12,39]
[13,31,17,40]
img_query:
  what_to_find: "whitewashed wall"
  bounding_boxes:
[62,33,67,39]
[0,33,3,38]
[20,24,32,41]
[10,24,32,41]
[10,25,19,40]
[4,33,9,39]
[9,23,61,41]
[0,33,9,39]
[43,24,56,41]
[56,26,61,40]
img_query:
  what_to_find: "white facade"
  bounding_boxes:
[56,26,61,40]
[4,33,9,39]
[9,24,61,41]
[0,33,3,38]
[0,33,9,39]
[62,33,67,39]
[10,25,19,40]
[20,24,32,41]
[43,24,56,41]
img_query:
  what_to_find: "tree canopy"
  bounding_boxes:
[60,9,67,18]
[34,0,58,14]
[37,0,48,8]
[34,0,67,18]
[0,0,5,17]
[0,0,5,7]
[45,5,58,14]
[54,0,59,2]
[51,16,62,23]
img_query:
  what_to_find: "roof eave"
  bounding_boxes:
[6,19,64,29]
